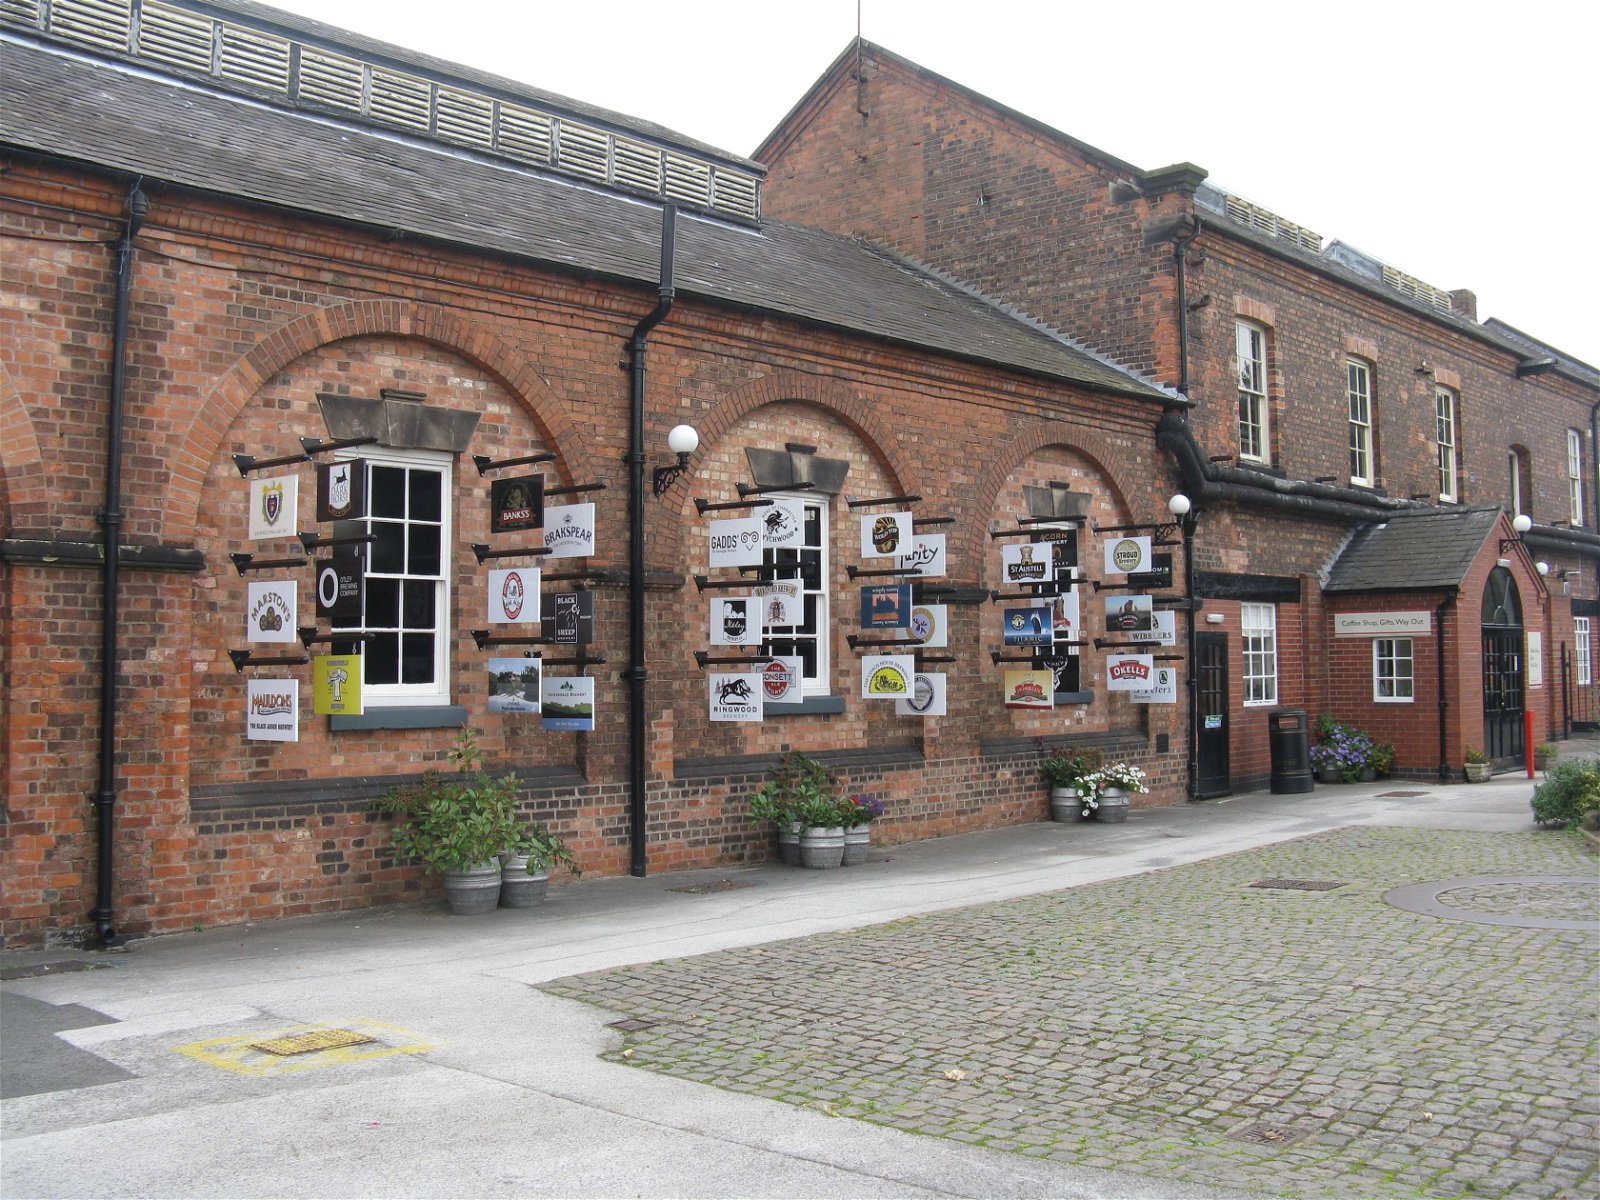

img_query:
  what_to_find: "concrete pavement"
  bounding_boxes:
[2,761,1596,1199]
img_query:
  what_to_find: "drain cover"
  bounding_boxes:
[1376,790,1428,798]
[667,879,756,895]
[248,1030,376,1056]
[606,1018,660,1032]
[1229,1121,1306,1145]
[1249,878,1346,891]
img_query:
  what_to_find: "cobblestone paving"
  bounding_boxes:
[543,829,1600,1200]
[1439,882,1596,922]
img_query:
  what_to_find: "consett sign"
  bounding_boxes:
[1333,611,1433,637]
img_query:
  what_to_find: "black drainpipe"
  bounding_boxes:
[1173,216,1201,397]
[92,179,147,948]
[625,204,676,878]
[1435,590,1455,783]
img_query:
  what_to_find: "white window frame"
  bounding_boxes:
[1568,429,1585,526]
[333,447,452,707]
[1347,359,1373,485]
[1435,386,1458,502]
[1373,637,1415,703]
[1577,617,1592,686]
[1236,321,1270,464]
[760,492,830,695]
[1241,602,1278,706]
[1508,450,1523,518]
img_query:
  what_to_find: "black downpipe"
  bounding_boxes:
[1173,217,1201,397]
[1436,592,1454,783]
[92,180,147,948]
[625,205,676,878]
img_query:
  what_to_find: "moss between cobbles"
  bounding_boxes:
[547,828,1597,1200]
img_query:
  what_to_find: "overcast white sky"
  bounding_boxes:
[272,0,1598,366]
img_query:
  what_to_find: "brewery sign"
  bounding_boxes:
[760,500,805,549]
[248,474,298,541]
[1105,652,1155,692]
[1106,594,1154,634]
[709,672,762,722]
[316,460,366,523]
[1129,664,1178,705]
[1001,542,1050,584]
[487,567,540,624]
[756,582,801,628]
[1051,590,1080,646]
[312,654,362,715]
[1102,535,1151,576]
[1002,604,1053,647]
[315,556,363,624]
[710,596,761,646]
[894,671,947,717]
[246,678,299,742]
[907,603,947,647]
[549,591,594,645]
[489,474,545,533]
[897,533,947,578]
[860,511,912,558]
[1034,652,1078,699]
[861,654,914,699]
[1150,609,1177,646]
[247,580,297,644]
[1002,668,1054,710]
[760,656,804,705]
[709,516,764,568]
[486,657,542,713]
[542,675,595,731]
[860,584,912,629]
[543,502,596,559]
[1129,553,1173,590]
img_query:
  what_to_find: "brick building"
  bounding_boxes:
[1,1,1192,946]
[757,41,1600,792]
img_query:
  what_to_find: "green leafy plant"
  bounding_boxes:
[749,751,845,829]
[1464,746,1490,765]
[841,794,885,828]
[1369,740,1397,777]
[1534,742,1560,769]
[513,822,582,876]
[373,728,523,874]
[1042,747,1103,789]
[1531,758,1600,826]
[1072,761,1149,814]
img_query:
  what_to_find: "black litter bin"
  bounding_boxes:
[1268,708,1313,794]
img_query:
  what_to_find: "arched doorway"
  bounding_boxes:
[1480,566,1526,766]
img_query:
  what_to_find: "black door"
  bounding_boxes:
[1196,631,1231,797]
[1480,566,1526,767]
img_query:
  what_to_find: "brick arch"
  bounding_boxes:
[163,301,595,541]
[960,423,1139,568]
[650,370,916,567]
[0,363,39,532]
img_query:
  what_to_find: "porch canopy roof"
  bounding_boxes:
[1324,506,1505,593]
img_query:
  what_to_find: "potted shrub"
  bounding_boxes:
[796,788,850,869]
[1074,761,1148,823]
[499,822,581,908]
[840,793,884,865]
[1463,746,1492,783]
[1042,748,1103,822]
[373,728,522,915]
[1534,742,1560,773]
[1369,740,1397,779]
[749,751,837,866]
[1310,717,1375,783]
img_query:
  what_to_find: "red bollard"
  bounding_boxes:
[1525,710,1537,778]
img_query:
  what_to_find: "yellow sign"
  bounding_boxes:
[313,654,363,715]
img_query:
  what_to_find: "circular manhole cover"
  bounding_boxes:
[1383,875,1598,930]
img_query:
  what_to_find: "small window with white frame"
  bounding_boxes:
[1577,617,1592,686]
[1241,602,1278,706]
[760,493,830,694]
[1435,386,1458,502]
[331,448,452,706]
[1568,429,1585,526]
[1236,321,1270,463]
[1374,637,1415,702]
[1347,359,1373,485]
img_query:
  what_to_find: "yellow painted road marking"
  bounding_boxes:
[175,1020,436,1077]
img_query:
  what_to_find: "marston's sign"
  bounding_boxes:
[1333,611,1433,637]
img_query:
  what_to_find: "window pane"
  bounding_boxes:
[366,631,399,684]
[408,524,441,576]
[401,633,435,684]
[370,522,404,573]
[403,580,436,629]
[365,577,400,628]
[370,466,406,518]
[410,469,442,522]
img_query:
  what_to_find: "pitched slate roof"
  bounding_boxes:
[0,36,1172,403]
[1323,507,1504,593]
